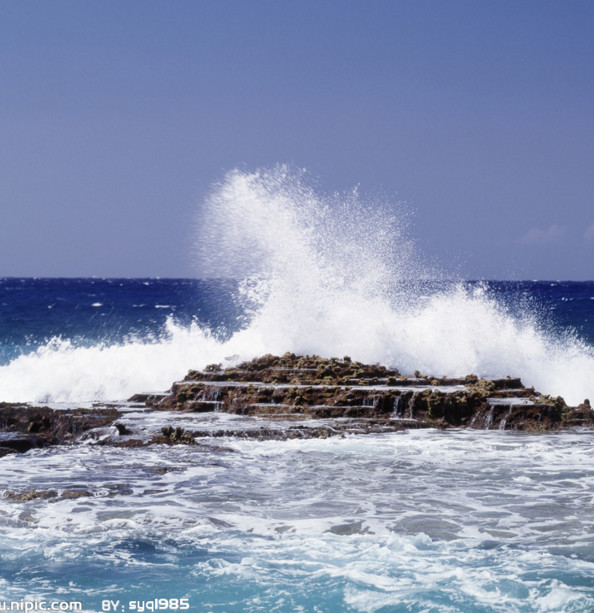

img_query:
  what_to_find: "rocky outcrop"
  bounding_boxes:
[0,403,121,456]
[142,353,594,433]
[1,355,592,456]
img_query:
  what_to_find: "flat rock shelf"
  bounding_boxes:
[2,354,593,459]
[132,353,594,439]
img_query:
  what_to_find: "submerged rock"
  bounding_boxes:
[1,484,133,502]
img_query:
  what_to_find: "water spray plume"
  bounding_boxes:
[0,166,592,404]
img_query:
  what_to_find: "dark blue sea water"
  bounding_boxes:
[0,278,243,363]
[1,278,593,362]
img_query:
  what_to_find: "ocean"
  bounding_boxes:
[1,169,594,612]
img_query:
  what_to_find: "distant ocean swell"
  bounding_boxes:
[0,166,593,405]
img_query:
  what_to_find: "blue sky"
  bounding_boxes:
[1,0,593,279]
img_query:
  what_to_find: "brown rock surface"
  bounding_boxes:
[140,353,594,433]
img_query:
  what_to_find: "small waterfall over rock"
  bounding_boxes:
[483,406,495,430]
[499,406,514,431]
[392,395,401,418]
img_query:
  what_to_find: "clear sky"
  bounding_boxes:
[1,0,593,279]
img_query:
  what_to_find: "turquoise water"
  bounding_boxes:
[1,424,593,612]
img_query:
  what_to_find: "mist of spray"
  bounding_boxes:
[0,165,592,405]
[196,166,594,405]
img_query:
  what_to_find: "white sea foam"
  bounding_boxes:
[0,165,593,404]
[0,322,233,403]
[1,429,593,609]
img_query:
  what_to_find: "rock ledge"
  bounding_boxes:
[138,353,594,433]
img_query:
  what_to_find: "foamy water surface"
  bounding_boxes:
[1,425,593,612]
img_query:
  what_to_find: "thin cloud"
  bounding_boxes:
[585,223,594,240]
[519,224,566,245]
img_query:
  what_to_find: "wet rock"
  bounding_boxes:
[2,484,132,502]
[2,489,93,502]
[469,403,564,431]
[3,356,590,451]
[155,426,196,445]
[105,438,148,448]
[144,354,593,433]
[114,422,132,435]
[0,433,46,453]
[0,404,122,454]
[327,521,369,535]
[563,400,594,428]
